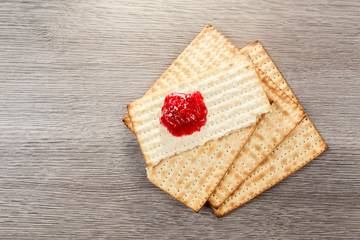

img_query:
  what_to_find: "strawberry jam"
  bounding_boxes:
[160,91,207,137]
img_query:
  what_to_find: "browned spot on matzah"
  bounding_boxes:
[176,177,183,186]
[303,131,312,138]
[253,172,265,183]
[168,157,176,166]
[266,143,274,150]
[242,147,250,154]
[248,151,258,161]
[304,142,311,149]
[255,132,265,141]
[254,144,262,152]
[184,181,192,190]
[205,183,212,193]
[207,145,215,156]
[193,168,200,176]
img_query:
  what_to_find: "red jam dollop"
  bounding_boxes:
[160,91,207,137]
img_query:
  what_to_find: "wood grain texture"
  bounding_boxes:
[0,0,359,239]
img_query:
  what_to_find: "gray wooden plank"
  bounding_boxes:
[0,0,359,239]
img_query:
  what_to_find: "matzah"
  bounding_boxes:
[128,56,271,167]
[123,26,327,215]
[124,25,264,212]
[208,68,305,208]
[212,41,328,217]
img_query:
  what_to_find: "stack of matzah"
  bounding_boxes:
[123,25,327,217]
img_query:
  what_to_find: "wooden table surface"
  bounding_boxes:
[0,0,359,239]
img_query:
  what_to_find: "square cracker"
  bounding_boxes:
[208,68,305,208]
[212,41,328,217]
[124,25,262,212]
